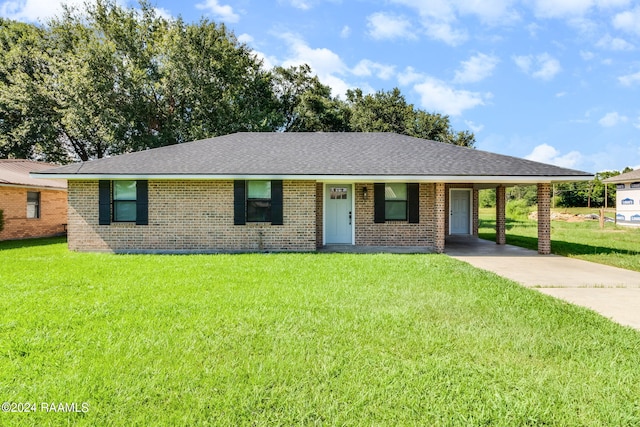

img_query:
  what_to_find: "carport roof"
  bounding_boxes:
[603,169,640,183]
[33,132,592,182]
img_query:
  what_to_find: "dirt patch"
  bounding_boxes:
[528,212,595,222]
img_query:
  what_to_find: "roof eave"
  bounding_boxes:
[30,172,594,183]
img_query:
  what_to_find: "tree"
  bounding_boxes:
[164,17,280,142]
[272,65,349,132]
[0,19,66,161]
[345,88,475,147]
[1,0,280,161]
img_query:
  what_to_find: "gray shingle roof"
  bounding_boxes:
[35,132,592,179]
[602,169,640,183]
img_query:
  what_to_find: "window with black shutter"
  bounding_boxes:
[98,180,148,225]
[234,180,283,225]
[374,182,419,223]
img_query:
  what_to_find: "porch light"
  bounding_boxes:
[362,186,368,199]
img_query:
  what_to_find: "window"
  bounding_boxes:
[384,183,408,220]
[234,180,283,225]
[27,191,40,219]
[374,183,419,224]
[247,181,272,222]
[98,180,148,226]
[113,181,137,222]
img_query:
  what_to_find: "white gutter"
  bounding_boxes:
[31,172,593,183]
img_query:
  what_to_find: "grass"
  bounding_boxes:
[1,238,640,425]
[479,207,640,272]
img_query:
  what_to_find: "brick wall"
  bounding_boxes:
[353,182,439,249]
[496,185,506,245]
[0,186,67,241]
[434,183,446,252]
[68,180,317,252]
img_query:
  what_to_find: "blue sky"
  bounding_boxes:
[2,0,640,173]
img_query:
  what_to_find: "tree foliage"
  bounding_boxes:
[0,0,474,162]
[1,0,278,161]
[345,88,475,147]
[272,65,349,132]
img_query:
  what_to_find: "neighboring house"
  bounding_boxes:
[603,169,640,227]
[0,160,68,241]
[33,132,592,254]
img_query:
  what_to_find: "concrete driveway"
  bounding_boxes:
[445,236,640,330]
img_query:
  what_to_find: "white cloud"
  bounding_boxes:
[598,111,628,127]
[366,12,417,40]
[580,50,595,60]
[413,76,488,116]
[526,22,542,37]
[530,0,593,18]
[455,0,520,25]
[531,0,631,18]
[389,0,467,45]
[464,120,484,133]
[393,0,519,26]
[0,0,87,21]
[397,66,424,85]
[384,0,519,45]
[153,7,173,20]
[422,21,468,46]
[340,25,351,38]
[596,34,634,50]
[613,6,640,35]
[617,71,640,86]
[634,117,640,130]
[286,0,313,10]
[279,33,351,97]
[513,53,561,80]
[453,53,500,84]
[525,144,582,168]
[513,55,532,72]
[352,60,395,80]
[195,0,240,23]
[237,33,253,44]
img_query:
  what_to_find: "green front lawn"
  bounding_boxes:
[1,238,639,425]
[479,208,640,272]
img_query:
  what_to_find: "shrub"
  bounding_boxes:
[479,189,496,208]
[0,209,4,233]
[506,199,531,219]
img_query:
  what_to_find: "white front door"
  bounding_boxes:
[325,184,353,244]
[450,189,471,234]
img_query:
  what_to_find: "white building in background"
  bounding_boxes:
[604,169,640,226]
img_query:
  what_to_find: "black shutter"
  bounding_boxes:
[136,180,149,225]
[98,180,111,225]
[271,180,283,225]
[407,183,419,224]
[374,183,385,223]
[234,180,246,225]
